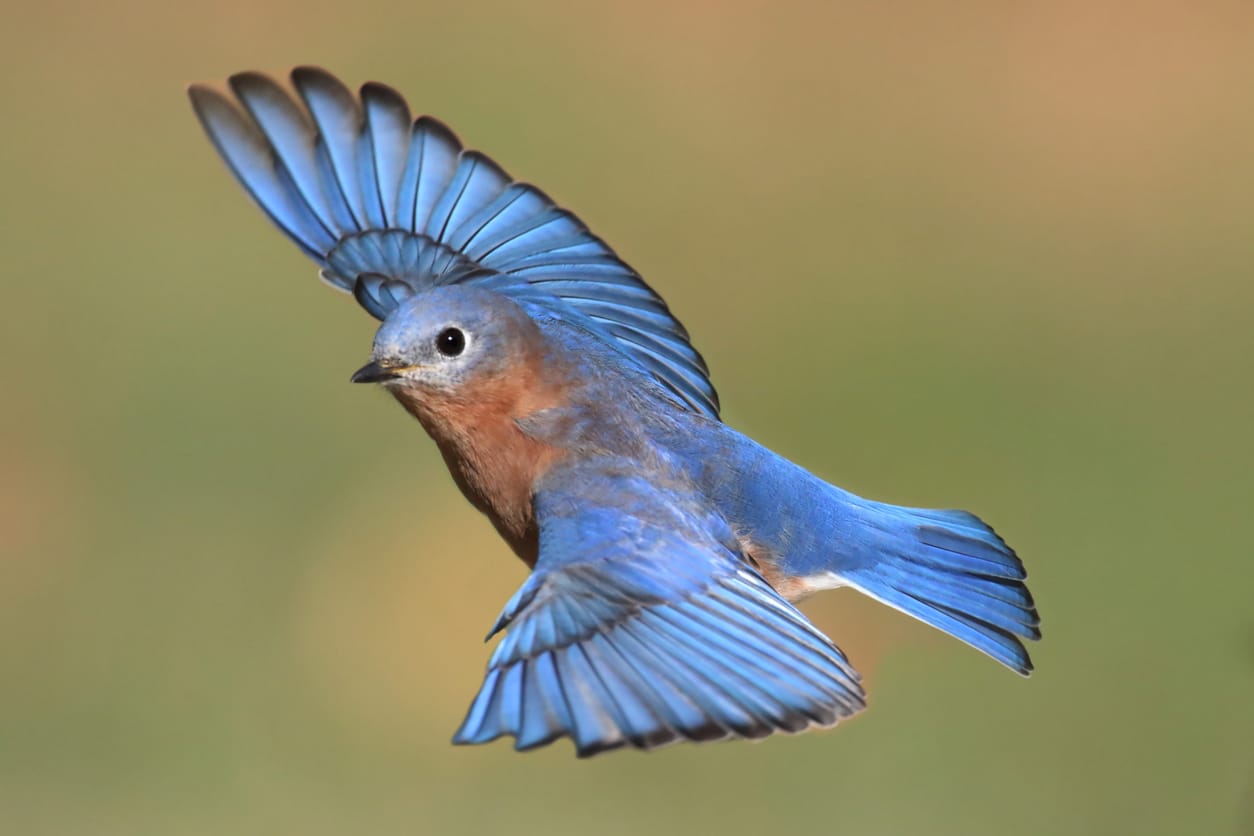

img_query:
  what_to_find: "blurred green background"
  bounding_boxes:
[2,1,1251,833]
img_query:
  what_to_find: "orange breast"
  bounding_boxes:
[390,359,570,567]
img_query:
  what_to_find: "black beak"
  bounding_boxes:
[350,360,402,384]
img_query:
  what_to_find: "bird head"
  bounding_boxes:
[350,285,558,410]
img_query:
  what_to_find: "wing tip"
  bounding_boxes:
[289,64,342,89]
[226,69,278,93]
[454,706,863,757]
[186,81,235,121]
[185,80,213,100]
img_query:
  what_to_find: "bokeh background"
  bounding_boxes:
[3,1,1252,833]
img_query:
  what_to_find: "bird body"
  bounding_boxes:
[190,68,1040,755]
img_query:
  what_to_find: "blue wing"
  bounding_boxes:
[188,67,719,418]
[452,458,866,756]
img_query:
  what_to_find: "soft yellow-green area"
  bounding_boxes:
[2,2,1251,833]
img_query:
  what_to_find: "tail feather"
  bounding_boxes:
[839,506,1040,675]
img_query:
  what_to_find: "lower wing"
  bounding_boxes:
[453,457,865,756]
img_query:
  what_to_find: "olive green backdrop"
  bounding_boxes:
[2,1,1250,833]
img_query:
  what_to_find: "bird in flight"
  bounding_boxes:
[189,67,1040,757]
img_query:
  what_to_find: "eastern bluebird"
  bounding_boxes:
[190,68,1040,756]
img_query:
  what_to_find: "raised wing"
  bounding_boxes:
[188,67,719,418]
[452,458,865,756]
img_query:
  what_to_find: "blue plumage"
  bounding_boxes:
[654,424,1041,675]
[453,458,865,755]
[830,505,1038,674]
[190,68,1040,758]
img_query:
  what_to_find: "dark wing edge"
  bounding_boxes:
[187,67,720,418]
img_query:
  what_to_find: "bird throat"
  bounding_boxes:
[388,378,567,568]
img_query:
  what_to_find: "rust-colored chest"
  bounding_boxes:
[389,373,567,568]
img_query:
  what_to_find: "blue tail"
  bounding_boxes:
[836,504,1040,675]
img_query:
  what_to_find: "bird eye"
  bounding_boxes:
[436,327,466,357]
